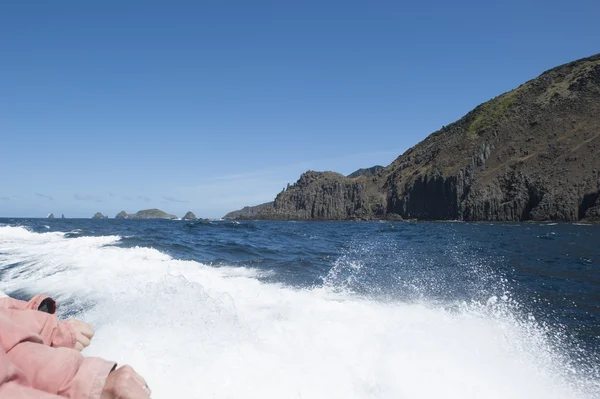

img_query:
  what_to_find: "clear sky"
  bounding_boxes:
[1,0,599,218]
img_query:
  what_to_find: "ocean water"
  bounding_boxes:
[0,218,598,399]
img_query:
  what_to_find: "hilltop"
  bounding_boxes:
[224,53,600,222]
[346,166,384,179]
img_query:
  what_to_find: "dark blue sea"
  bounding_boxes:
[0,219,598,398]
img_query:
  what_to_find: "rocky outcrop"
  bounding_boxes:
[92,212,108,219]
[134,209,177,219]
[579,189,600,222]
[223,202,274,220]
[47,213,55,219]
[182,211,197,220]
[115,209,177,219]
[347,166,384,179]
[263,171,385,220]
[225,53,600,222]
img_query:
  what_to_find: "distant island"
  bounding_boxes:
[88,209,203,220]
[224,53,600,222]
[115,209,178,219]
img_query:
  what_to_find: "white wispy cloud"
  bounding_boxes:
[74,194,103,202]
[35,193,53,201]
[162,196,189,203]
[206,170,277,182]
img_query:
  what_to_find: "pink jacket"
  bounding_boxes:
[0,348,63,398]
[0,296,116,398]
[0,294,57,314]
[0,294,76,348]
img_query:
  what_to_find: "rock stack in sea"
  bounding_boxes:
[92,212,108,219]
[115,211,129,219]
[182,211,197,220]
[224,53,600,222]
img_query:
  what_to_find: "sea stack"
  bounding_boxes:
[182,211,197,220]
[47,213,55,219]
[115,211,129,219]
[92,212,108,219]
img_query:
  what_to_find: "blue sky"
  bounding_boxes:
[1,0,599,218]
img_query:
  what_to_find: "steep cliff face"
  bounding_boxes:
[225,54,600,221]
[385,53,600,221]
[261,171,386,220]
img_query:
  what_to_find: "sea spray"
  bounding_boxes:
[0,225,598,399]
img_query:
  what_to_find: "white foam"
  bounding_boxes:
[0,226,597,399]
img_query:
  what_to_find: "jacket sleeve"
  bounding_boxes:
[0,331,67,399]
[7,342,115,399]
[0,381,65,398]
[0,311,114,399]
[0,294,57,313]
[1,308,76,349]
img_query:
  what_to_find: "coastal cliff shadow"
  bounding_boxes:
[578,191,600,220]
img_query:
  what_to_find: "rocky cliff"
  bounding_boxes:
[223,202,274,220]
[225,53,600,222]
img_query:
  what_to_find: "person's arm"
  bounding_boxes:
[0,350,65,399]
[0,295,94,351]
[7,342,116,399]
[1,308,76,349]
[0,311,148,399]
[0,381,65,398]
[0,294,56,313]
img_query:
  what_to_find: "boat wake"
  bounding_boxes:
[0,226,597,399]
